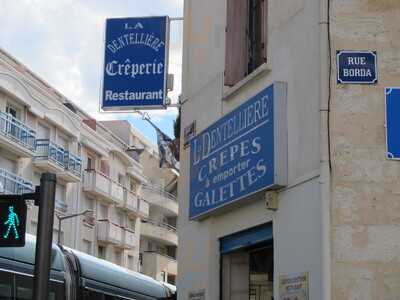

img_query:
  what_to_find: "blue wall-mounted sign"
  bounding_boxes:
[385,88,400,160]
[189,82,288,220]
[337,50,377,84]
[101,17,169,111]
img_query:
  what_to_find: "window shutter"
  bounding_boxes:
[261,0,268,63]
[100,160,110,177]
[224,0,249,86]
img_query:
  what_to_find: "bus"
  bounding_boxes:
[0,234,175,300]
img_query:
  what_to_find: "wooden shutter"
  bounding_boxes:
[261,0,268,63]
[100,160,110,177]
[225,0,249,86]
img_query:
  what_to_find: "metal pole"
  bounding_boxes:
[33,173,56,300]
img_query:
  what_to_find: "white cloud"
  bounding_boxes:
[0,0,183,124]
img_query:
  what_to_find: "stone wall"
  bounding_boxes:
[331,0,400,298]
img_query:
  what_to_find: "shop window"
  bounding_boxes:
[220,223,273,300]
[225,0,268,86]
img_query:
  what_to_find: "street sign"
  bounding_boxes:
[101,16,169,111]
[385,88,400,160]
[189,82,288,220]
[337,50,377,84]
[0,200,27,247]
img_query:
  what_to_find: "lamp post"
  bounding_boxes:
[56,209,93,244]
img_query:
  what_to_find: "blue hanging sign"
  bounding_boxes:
[337,50,377,84]
[385,88,400,160]
[189,82,288,220]
[101,17,169,110]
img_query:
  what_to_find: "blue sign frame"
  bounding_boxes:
[189,82,287,220]
[337,50,377,84]
[385,88,400,160]
[101,17,169,111]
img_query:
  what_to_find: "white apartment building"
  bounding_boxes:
[100,120,179,285]
[0,47,178,284]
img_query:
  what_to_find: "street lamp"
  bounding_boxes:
[56,209,93,244]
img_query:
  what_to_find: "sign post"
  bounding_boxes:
[101,16,170,110]
[33,173,56,300]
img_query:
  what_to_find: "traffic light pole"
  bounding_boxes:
[33,173,56,300]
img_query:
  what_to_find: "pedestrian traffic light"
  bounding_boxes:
[0,200,27,247]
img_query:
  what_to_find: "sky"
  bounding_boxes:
[0,0,183,144]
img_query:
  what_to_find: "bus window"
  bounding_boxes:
[0,271,12,300]
[15,274,32,300]
[85,290,105,300]
[15,274,63,300]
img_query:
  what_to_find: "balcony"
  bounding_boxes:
[58,151,82,183]
[34,139,82,182]
[97,220,123,244]
[83,170,124,205]
[0,168,34,194]
[34,139,66,173]
[141,219,178,246]
[142,185,178,216]
[0,111,36,157]
[142,251,177,277]
[122,228,137,249]
[117,189,138,214]
[54,200,68,213]
[138,199,149,218]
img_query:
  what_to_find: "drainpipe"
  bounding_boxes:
[319,0,331,299]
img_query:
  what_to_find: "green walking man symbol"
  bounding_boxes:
[4,206,20,240]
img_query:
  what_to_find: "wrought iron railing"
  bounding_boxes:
[35,139,65,167]
[0,112,36,151]
[0,168,34,195]
[64,151,82,177]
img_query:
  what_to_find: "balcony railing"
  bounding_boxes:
[122,228,136,248]
[55,200,68,213]
[64,151,82,177]
[35,139,65,167]
[142,218,177,232]
[0,112,36,151]
[34,139,82,178]
[143,184,177,202]
[0,168,34,194]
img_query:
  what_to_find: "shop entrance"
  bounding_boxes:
[220,223,273,300]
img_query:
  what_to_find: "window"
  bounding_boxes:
[127,255,135,270]
[118,174,125,186]
[57,133,69,151]
[160,271,166,282]
[37,123,51,139]
[116,212,124,227]
[87,155,95,171]
[100,160,110,177]
[6,103,20,119]
[99,204,108,220]
[127,218,136,232]
[114,250,122,266]
[83,240,92,255]
[0,271,12,300]
[225,0,268,86]
[129,178,137,193]
[98,245,106,259]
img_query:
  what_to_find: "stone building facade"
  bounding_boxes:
[178,0,400,299]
